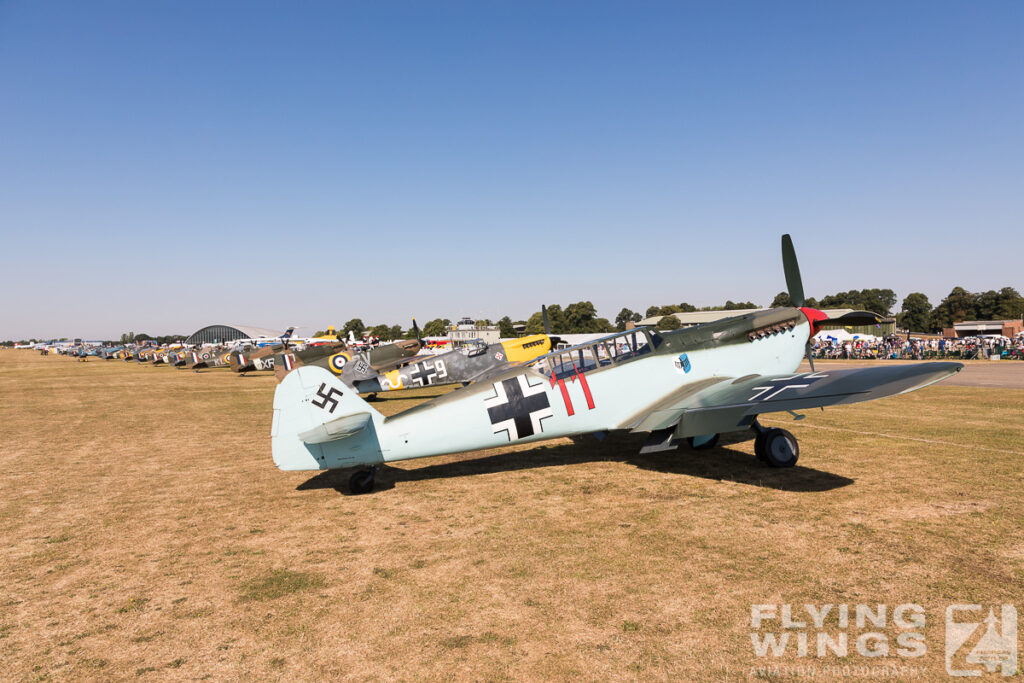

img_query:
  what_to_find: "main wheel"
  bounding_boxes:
[348,469,375,494]
[687,433,719,450]
[759,428,799,467]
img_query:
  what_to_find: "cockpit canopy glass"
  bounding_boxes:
[529,328,659,379]
[459,339,488,357]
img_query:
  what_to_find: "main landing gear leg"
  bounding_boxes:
[751,418,800,468]
[348,466,378,495]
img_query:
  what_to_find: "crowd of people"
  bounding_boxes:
[811,335,1024,361]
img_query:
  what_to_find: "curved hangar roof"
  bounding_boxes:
[185,324,284,345]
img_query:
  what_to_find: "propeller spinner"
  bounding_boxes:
[782,234,884,371]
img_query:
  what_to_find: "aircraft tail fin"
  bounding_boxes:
[271,366,384,471]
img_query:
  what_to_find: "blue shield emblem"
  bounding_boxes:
[676,353,691,373]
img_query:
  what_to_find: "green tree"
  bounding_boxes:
[475,319,492,327]
[700,300,759,311]
[817,289,895,316]
[931,287,978,331]
[389,325,404,340]
[524,311,545,335]
[996,287,1024,319]
[657,314,681,330]
[563,301,613,333]
[897,292,932,333]
[770,292,791,308]
[859,288,897,316]
[498,316,517,338]
[546,305,567,333]
[645,306,660,318]
[976,290,1000,320]
[366,324,391,340]
[342,318,365,338]
[614,308,642,331]
[422,318,451,337]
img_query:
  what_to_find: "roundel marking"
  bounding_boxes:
[328,352,351,374]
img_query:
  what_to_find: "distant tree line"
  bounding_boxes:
[22,286,1023,345]
[768,286,1024,333]
[897,287,1024,333]
[117,332,185,345]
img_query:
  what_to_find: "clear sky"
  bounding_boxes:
[1,1,1021,340]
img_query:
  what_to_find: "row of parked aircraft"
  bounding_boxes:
[40,237,963,495]
[42,318,560,399]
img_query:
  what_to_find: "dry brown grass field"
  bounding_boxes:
[1,350,1022,681]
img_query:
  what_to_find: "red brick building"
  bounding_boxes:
[943,320,1024,338]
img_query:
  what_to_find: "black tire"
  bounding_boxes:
[687,434,720,450]
[761,428,799,467]
[754,430,769,462]
[348,470,375,494]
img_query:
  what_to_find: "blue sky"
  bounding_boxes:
[1,1,1021,339]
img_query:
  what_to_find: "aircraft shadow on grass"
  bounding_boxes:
[296,431,855,496]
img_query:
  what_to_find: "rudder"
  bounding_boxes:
[271,366,385,471]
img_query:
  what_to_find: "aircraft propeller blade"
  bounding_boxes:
[781,234,805,308]
[542,304,551,335]
[805,341,816,373]
[820,310,883,327]
[411,318,424,345]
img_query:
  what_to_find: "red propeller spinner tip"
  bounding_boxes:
[800,307,829,337]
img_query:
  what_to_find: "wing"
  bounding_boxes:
[368,353,431,373]
[625,362,963,438]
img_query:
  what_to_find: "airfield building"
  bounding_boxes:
[945,320,1023,338]
[450,318,501,345]
[184,324,285,345]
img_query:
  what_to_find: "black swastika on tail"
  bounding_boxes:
[311,382,344,414]
[484,376,552,442]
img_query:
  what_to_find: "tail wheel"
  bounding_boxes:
[757,428,799,467]
[348,469,375,495]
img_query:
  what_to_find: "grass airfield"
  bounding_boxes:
[1,350,1022,681]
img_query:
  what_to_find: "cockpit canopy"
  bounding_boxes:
[458,338,488,357]
[529,328,661,380]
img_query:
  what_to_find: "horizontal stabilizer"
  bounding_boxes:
[298,412,372,444]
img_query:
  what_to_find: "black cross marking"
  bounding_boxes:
[406,361,435,387]
[485,376,551,441]
[311,382,344,414]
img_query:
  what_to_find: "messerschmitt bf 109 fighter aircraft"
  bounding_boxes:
[352,334,552,393]
[270,235,963,494]
[274,318,553,393]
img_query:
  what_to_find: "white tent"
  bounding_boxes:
[815,329,853,342]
